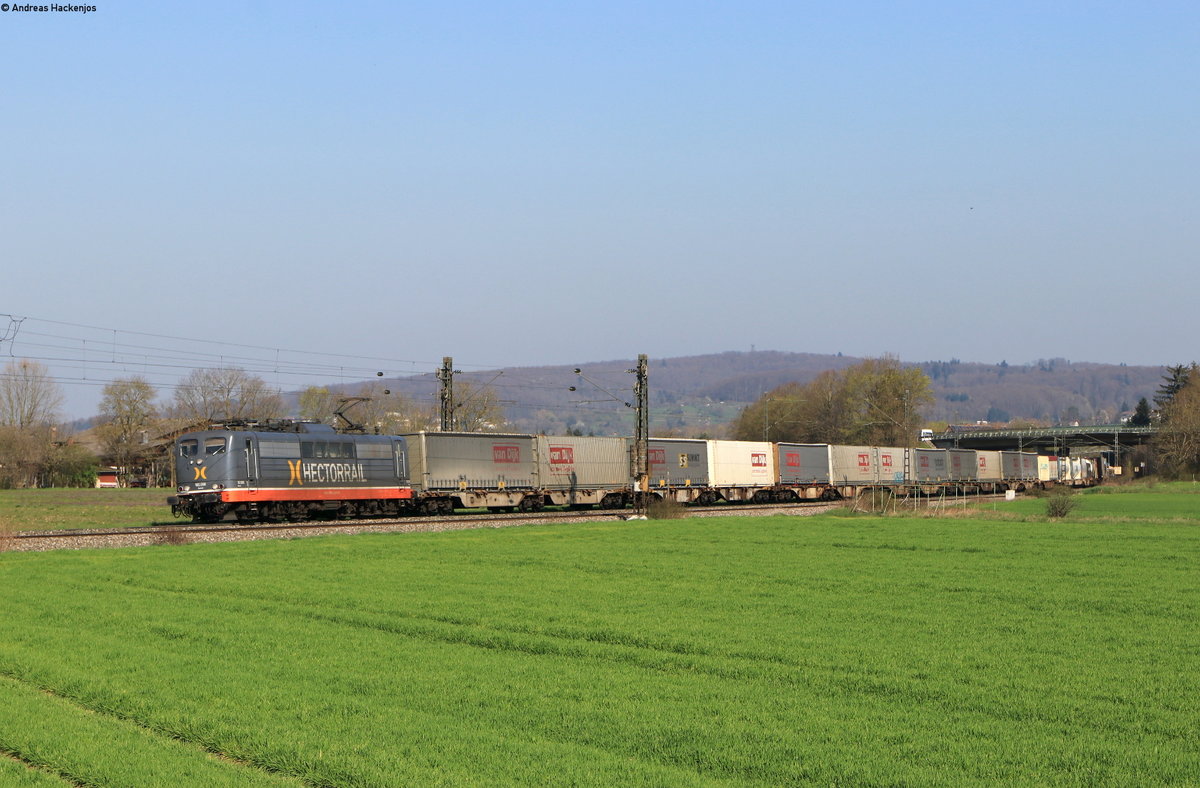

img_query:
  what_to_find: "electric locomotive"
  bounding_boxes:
[168,422,412,523]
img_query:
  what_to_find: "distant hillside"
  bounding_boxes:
[357,352,1165,437]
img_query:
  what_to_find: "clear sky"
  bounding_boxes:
[2,1,1197,418]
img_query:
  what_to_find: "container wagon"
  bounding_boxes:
[536,434,630,508]
[404,432,538,512]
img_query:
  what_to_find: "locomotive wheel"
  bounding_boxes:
[199,503,229,523]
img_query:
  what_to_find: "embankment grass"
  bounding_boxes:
[0,488,166,532]
[0,500,1196,785]
[971,485,1200,522]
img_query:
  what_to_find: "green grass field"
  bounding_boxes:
[0,488,167,532]
[0,489,1196,785]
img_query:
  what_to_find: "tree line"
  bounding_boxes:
[1146,363,1200,476]
[729,357,1200,479]
[729,357,934,447]
[0,360,506,488]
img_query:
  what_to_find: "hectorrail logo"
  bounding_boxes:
[191,466,208,481]
[285,460,365,485]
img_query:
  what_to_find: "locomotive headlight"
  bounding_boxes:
[212,484,224,491]
[178,485,188,492]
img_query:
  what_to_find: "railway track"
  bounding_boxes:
[4,494,1014,553]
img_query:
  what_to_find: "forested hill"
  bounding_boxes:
[377,351,1166,436]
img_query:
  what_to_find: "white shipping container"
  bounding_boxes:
[709,440,775,487]
[1037,455,1054,482]
[976,451,1003,482]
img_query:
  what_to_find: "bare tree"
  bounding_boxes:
[172,367,285,422]
[453,380,506,432]
[0,425,53,487]
[96,377,158,479]
[1154,376,1200,475]
[0,360,65,487]
[298,386,339,424]
[345,382,435,434]
[0,359,63,427]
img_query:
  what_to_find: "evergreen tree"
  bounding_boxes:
[1130,397,1153,427]
[1154,364,1197,411]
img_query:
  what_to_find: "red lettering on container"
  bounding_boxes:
[549,446,574,465]
[493,445,521,464]
[882,454,893,467]
[858,453,870,468]
[785,452,800,467]
[752,453,767,467]
[648,448,666,466]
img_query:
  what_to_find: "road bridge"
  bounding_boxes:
[929,425,1155,461]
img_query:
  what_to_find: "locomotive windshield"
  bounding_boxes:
[179,439,198,457]
[204,437,227,455]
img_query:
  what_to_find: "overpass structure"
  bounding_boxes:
[930,424,1156,463]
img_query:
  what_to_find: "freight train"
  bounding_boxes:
[167,422,1094,523]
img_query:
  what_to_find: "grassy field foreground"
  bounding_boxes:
[0,498,1197,785]
[0,488,166,532]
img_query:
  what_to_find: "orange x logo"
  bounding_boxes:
[288,460,303,486]
[192,467,208,481]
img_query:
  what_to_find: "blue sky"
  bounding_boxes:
[2,1,1197,417]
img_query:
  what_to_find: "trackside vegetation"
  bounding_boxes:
[0,495,1197,785]
[0,488,164,532]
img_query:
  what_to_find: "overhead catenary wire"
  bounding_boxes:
[0,312,669,426]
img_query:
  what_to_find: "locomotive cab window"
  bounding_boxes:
[180,439,199,457]
[204,438,227,455]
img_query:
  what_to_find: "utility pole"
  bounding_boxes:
[569,354,649,515]
[437,356,457,431]
[633,353,649,514]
